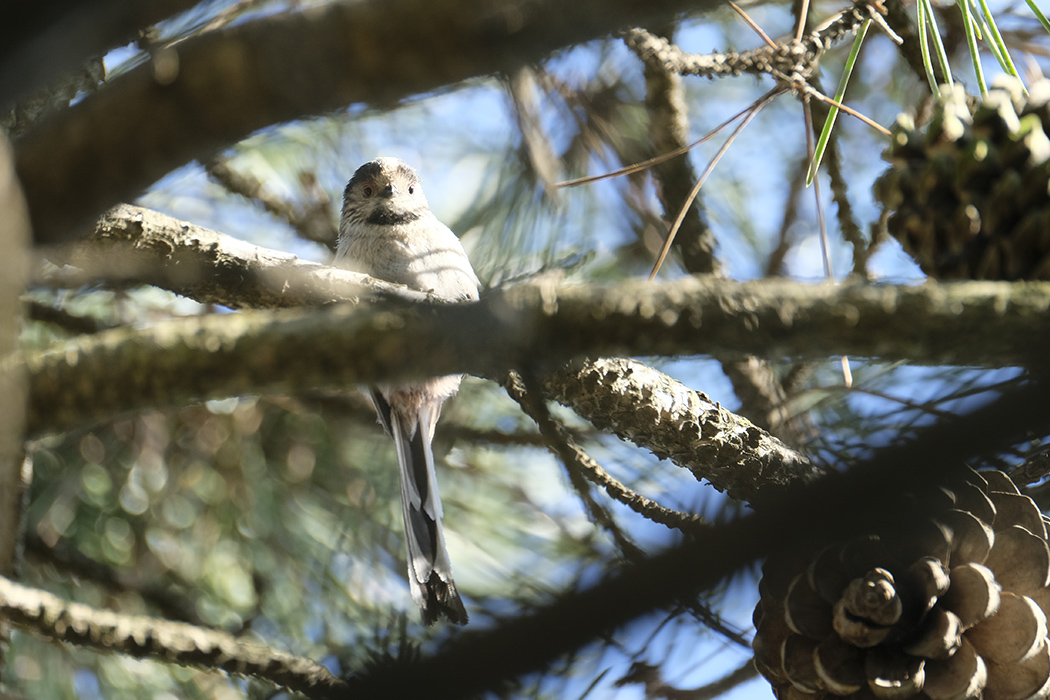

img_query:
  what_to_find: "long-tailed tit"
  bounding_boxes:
[336,157,478,625]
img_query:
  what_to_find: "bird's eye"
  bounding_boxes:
[408,185,415,195]
[361,184,374,197]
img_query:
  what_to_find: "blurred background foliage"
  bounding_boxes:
[5,0,1050,698]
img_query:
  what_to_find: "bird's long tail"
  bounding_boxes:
[388,401,468,625]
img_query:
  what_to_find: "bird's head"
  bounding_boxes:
[341,157,429,227]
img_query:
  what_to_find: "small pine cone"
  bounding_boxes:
[874,77,1050,280]
[753,468,1050,700]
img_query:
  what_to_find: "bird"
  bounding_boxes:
[335,157,478,625]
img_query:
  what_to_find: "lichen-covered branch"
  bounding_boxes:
[18,272,1050,438]
[51,208,1050,371]
[40,206,814,497]
[622,0,871,85]
[546,359,818,501]
[0,575,345,697]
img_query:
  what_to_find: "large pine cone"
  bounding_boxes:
[874,77,1050,280]
[753,469,1050,700]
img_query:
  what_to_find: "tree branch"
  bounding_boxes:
[621,0,871,84]
[24,299,112,335]
[14,0,720,244]
[0,574,345,696]
[544,359,817,501]
[44,205,817,497]
[45,204,424,308]
[19,262,1050,505]
[48,208,1050,373]
[616,659,758,699]
[20,274,1050,438]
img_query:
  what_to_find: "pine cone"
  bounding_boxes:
[753,469,1050,700]
[874,77,1050,280]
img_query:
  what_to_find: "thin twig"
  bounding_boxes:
[766,154,809,276]
[649,88,784,279]
[795,0,813,41]
[616,659,758,699]
[556,94,771,189]
[505,373,645,561]
[867,2,904,43]
[798,82,891,135]
[730,1,777,48]
[505,372,708,539]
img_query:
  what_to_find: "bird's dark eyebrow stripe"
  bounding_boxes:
[346,162,381,191]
